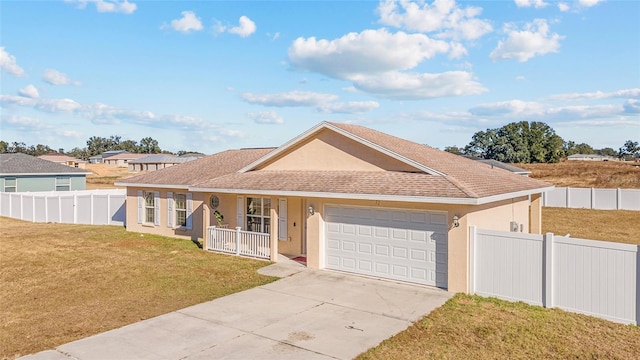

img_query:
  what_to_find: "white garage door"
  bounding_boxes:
[325,205,448,288]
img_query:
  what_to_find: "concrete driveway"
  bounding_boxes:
[20,265,452,360]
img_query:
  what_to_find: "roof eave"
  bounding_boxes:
[113,182,190,189]
[1,172,92,176]
[187,185,554,205]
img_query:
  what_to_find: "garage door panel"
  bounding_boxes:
[392,247,408,259]
[375,244,390,256]
[325,205,448,288]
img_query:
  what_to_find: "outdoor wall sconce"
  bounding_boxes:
[308,206,315,216]
[453,215,460,228]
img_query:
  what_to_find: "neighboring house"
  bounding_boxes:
[37,153,87,169]
[466,157,531,176]
[567,154,617,161]
[103,152,148,167]
[0,153,90,192]
[89,155,103,164]
[128,154,199,172]
[116,122,553,292]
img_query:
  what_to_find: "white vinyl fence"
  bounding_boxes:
[469,226,639,325]
[543,187,640,210]
[0,189,126,226]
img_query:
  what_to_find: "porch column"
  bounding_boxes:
[530,193,542,234]
[202,195,210,251]
[270,207,278,261]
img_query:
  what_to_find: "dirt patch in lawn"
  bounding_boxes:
[542,207,640,245]
[358,294,640,360]
[519,161,640,188]
[0,217,276,359]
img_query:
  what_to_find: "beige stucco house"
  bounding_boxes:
[116,122,552,292]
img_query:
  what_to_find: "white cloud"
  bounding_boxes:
[66,0,136,14]
[219,129,245,137]
[558,2,570,11]
[468,99,629,122]
[377,0,493,41]
[490,19,563,62]
[289,29,450,78]
[0,47,25,77]
[579,0,604,7]
[18,84,39,98]
[516,75,526,81]
[228,16,256,37]
[514,0,549,8]
[351,71,487,100]
[0,94,216,129]
[43,69,81,86]
[548,88,640,101]
[316,101,380,114]
[247,110,285,124]
[167,11,203,33]
[623,100,640,114]
[241,91,338,107]
[1,114,52,130]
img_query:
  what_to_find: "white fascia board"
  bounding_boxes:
[188,185,554,205]
[114,182,189,190]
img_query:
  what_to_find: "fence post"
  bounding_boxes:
[636,246,639,326]
[617,188,622,210]
[590,188,595,210]
[235,226,242,256]
[468,226,476,294]
[73,193,78,224]
[543,232,554,308]
[566,187,571,208]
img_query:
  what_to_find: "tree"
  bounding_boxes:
[137,137,161,154]
[443,146,463,155]
[119,139,138,153]
[597,147,617,157]
[0,140,7,153]
[619,140,639,160]
[463,121,564,163]
[565,142,595,156]
[68,147,89,160]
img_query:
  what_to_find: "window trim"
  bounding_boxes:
[4,177,17,192]
[245,196,271,234]
[55,176,70,191]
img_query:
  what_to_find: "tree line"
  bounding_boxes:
[0,136,201,160]
[444,121,639,163]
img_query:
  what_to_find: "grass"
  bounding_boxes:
[520,160,640,188]
[542,207,640,244]
[0,217,276,359]
[358,294,640,360]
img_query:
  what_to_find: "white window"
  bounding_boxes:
[144,191,155,224]
[175,194,187,227]
[55,176,70,191]
[4,177,16,192]
[246,197,271,233]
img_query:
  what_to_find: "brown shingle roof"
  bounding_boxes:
[119,122,551,202]
[117,148,275,187]
[192,170,471,198]
[325,122,550,198]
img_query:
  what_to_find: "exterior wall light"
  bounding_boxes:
[453,215,460,228]
[308,206,315,216]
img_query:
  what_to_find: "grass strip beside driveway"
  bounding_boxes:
[0,217,276,359]
[358,294,640,359]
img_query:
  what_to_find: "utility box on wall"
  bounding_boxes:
[510,221,519,232]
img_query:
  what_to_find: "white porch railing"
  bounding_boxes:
[206,226,270,260]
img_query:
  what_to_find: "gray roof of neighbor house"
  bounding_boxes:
[0,153,91,175]
[128,155,199,164]
[117,122,553,204]
[104,152,148,161]
[37,153,87,164]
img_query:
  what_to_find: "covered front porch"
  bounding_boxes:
[201,193,313,264]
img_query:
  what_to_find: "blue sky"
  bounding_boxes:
[1,0,638,154]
